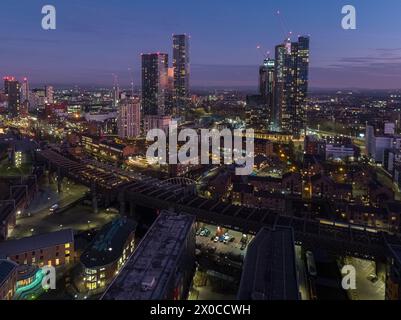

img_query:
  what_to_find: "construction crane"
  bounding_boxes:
[255,9,293,63]
[276,9,293,40]
[256,45,271,60]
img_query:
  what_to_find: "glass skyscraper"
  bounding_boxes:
[173,34,190,112]
[141,53,169,116]
[259,58,275,127]
[273,36,310,137]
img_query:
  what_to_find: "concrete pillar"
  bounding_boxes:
[376,259,387,281]
[104,194,110,208]
[35,176,39,193]
[129,201,136,219]
[118,189,126,216]
[91,181,98,214]
[92,193,98,214]
[119,199,126,216]
[57,177,63,193]
[57,167,63,193]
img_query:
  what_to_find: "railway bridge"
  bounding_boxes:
[35,148,401,261]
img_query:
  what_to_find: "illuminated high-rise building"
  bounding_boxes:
[3,76,15,96]
[295,36,310,135]
[173,34,190,111]
[45,85,54,104]
[259,58,275,126]
[112,75,120,107]
[117,98,141,139]
[273,36,309,137]
[20,77,30,104]
[4,77,21,117]
[166,67,175,115]
[30,88,46,110]
[141,53,168,116]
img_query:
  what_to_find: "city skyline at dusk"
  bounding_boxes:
[2,0,401,308]
[1,0,401,89]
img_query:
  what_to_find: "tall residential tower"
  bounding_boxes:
[273,36,310,137]
[4,77,21,117]
[141,53,168,116]
[259,58,275,127]
[173,34,190,112]
[117,98,141,139]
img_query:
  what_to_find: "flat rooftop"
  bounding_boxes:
[80,218,137,268]
[237,226,299,300]
[102,211,195,300]
[0,259,17,286]
[0,229,74,256]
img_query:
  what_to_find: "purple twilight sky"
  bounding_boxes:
[1,0,401,89]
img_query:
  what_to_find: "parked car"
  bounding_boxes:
[368,274,379,283]
[49,204,59,213]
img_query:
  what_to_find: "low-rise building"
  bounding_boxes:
[325,144,358,161]
[80,218,136,293]
[102,211,196,300]
[368,180,394,204]
[366,125,401,163]
[254,139,274,157]
[82,134,136,164]
[232,183,287,212]
[311,173,353,201]
[0,259,18,300]
[237,227,299,300]
[0,229,74,267]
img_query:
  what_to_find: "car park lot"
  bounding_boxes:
[195,223,254,257]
